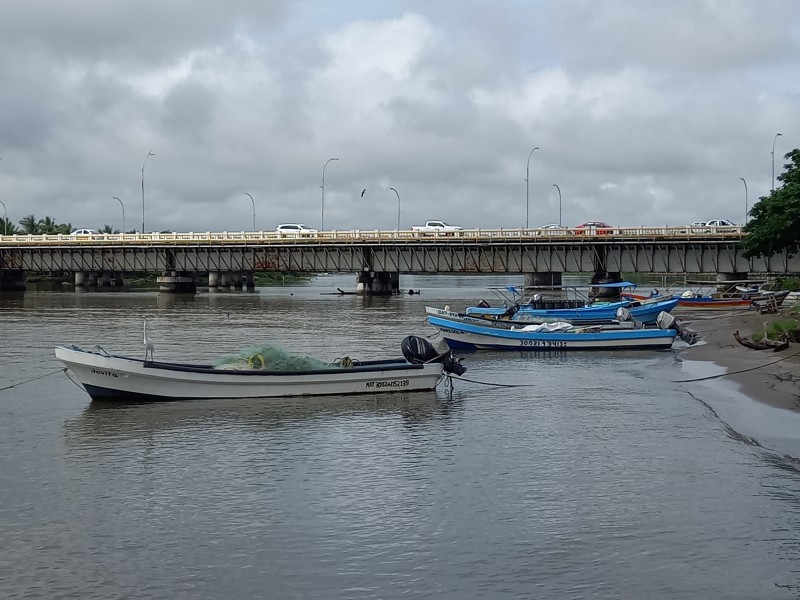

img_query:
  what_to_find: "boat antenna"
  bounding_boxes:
[143,318,155,362]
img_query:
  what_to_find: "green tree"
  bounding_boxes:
[18,214,39,234]
[0,217,17,235]
[37,216,60,234]
[57,222,72,234]
[741,148,800,258]
[99,224,117,234]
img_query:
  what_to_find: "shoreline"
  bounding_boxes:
[674,306,800,457]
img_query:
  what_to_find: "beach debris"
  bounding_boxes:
[733,331,789,352]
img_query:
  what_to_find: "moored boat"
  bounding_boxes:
[55,336,466,402]
[426,313,680,351]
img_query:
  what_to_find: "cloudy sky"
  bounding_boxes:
[0,0,798,233]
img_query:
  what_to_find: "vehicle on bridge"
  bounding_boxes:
[575,221,612,235]
[275,223,318,235]
[411,220,464,233]
[70,228,99,235]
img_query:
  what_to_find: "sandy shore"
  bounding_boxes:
[678,307,800,412]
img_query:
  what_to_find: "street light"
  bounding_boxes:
[0,199,7,236]
[552,184,562,227]
[244,192,256,231]
[525,146,540,229]
[320,157,339,231]
[112,196,125,234]
[141,149,155,233]
[740,178,748,225]
[389,187,401,231]
[771,132,782,193]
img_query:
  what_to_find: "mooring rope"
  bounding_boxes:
[446,374,537,388]
[674,348,800,383]
[0,368,65,393]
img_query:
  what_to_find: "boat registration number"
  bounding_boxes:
[366,379,410,389]
[520,340,567,348]
[90,368,119,378]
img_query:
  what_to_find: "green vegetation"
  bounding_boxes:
[775,276,800,292]
[752,318,800,343]
[741,148,800,259]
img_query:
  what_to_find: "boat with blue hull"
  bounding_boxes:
[427,314,679,351]
[466,296,679,324]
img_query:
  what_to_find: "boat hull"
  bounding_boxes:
[465,298,679,324]
[55,346,445,401]
[427,316,677,351]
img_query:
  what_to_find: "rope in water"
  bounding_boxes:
[0,369,65,393]
[674,348,800,383]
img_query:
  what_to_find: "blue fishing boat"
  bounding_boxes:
[465,283,679,324]
[427,313,680,351]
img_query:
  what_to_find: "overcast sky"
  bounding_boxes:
[1,0,798,233]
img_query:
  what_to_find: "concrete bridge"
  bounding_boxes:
[1,225,798,294]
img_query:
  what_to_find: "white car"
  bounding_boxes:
[275,223,318,234]
[704,219,737,227]
[536,223,566,235]
[70,228,99,235]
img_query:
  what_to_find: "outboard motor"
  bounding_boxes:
[616,306,632,322]
[401,335,467,376]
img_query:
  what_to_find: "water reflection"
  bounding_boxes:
[64,390,463,445]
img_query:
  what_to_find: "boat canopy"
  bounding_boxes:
[590,281,638,288]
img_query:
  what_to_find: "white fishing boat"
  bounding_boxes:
[55,335,466,402]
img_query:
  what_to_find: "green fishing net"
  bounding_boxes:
[214,346,331,371]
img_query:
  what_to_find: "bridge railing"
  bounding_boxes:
[0,225,744,246]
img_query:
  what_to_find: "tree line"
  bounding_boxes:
[0,215,119,235]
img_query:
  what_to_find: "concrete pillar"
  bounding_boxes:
[74,271,85,286]
[114,272,124,287]
[716,272,748,292]
[0,270,26,291]
[87,272,99,286]
[355,270,400,295]
[590,271,622,301]
[524,272,562,288]
[245,271,256,291]
[101,271,112,287]
[220,272,232,289]
[232,271,244,289]
[157,271,197,294]
[208,272,220,288]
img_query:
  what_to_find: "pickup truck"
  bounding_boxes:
[411,220,464,233]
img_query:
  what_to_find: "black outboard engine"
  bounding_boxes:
[401,335,466,376]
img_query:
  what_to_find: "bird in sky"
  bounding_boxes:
[361,188,366,197]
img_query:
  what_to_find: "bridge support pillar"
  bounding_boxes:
[232,272,243,289]
[716,272,748,291]
[0,270,26,291]
[590,271,623,301]
[158,271,197,294]
[524,272,562,288]
[74,271,85,286]
[208,272,219,288]
[356,270,399,295]
[101,271,112,287]
[114,272,124,287]
[245,272,256,291]
[87,272,99,286]
[220,272,232,289]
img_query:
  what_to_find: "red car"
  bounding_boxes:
[575,221,612,235]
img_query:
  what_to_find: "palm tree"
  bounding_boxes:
[0,217,17,235]
[57,223,72,235]
[18,214,38,234]
[99,224,117,234]
[38,216,60,234]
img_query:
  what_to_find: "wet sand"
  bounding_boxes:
[678,307,800,413]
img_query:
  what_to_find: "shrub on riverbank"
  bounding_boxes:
[752,317,800,343]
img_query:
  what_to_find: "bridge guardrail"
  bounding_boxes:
[0,226,745,246]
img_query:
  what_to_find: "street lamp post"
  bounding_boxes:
[320,157,339,231]
[771,132,782,193]
[141,149,155,233]
[112,196,125,234]
[552,184,562,227]
[389,187,401,231]
[740,178,748,225]
[0,199,7,236]
[525,146,540,229]
[244,192,256,231]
